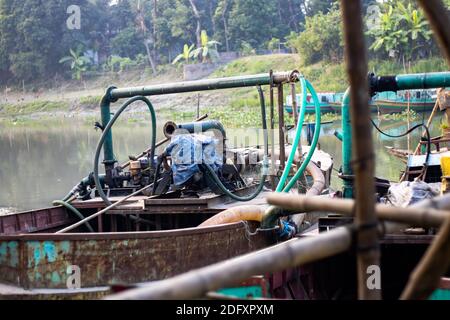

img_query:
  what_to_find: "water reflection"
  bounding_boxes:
[0,112,444,211]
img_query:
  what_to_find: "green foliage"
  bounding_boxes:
[212,54,301,78]
[289,8,344,65]
[0,100,69,116]
[267,38,281,51]
[111,27,146,59]
[367,0,434,61]
[190,30,221,63]
[59,49,91,81]
[172,44,195,65]
[104,55,137,73]
[240,42,256,57]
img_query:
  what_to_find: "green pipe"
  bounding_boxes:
[109,71,299,100]
[341,71,450,198]
[334,131,343,142]
[396,72,450,91]
[282,79,321,193]
[94,96,157,206]
[341,88,353,198]
[52,200,95,232]
[275,77,307,192]
[100,87,117,168]
[176,120,227,139]
[261,79,322,229]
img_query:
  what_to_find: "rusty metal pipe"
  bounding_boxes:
[109,71,300,100]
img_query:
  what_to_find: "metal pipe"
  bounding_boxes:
[109,71,299,100]
[104,226,352,300]
[341,0,381,300]
[341,88,353,198]
[277,84,286,171]
[99,87,117,184]
[163,120,227,140]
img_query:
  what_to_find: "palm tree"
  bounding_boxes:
[59,49,91,81]
[191,30,221,63]
[172,44,195,65]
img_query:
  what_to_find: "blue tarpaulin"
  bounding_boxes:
[165,134,223,186]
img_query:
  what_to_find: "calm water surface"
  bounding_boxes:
[0,112,442,211]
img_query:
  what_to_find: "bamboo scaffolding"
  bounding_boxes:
[400,215,450,299]
[266,193,450,228]
[399,0,450,300]
[104,226,352,300]
[341,0,381,300]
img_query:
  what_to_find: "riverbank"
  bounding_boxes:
[0,54,447,128]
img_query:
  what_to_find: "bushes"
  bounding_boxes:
[289,9,344,66]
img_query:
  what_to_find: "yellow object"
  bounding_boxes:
[440,157,450,194]
[198,205,266,227]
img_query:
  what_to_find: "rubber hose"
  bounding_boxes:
[94,96,157,206]
[52,200,95,232]
[203,86,269,202]
[276,77,307,192]
[282,79,321,192]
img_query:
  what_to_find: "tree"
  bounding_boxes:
[367,0,433,62]
[59,49,91,81]
[290,8,344,65]
[228,0,282,51]
[191,30,220,63]
[172,44,195,64]
[111,27,146,59]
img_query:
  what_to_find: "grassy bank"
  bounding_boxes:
[1,54,447,128]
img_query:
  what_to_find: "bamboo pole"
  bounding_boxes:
[341,0,381,299]
[400,215,450,299]
[413,100,440,155]
[399,0,450,300]
[104,226,352,300]
[266,193,449,228]
[417,0,450,64]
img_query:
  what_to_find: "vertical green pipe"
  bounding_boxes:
[100,87,117,166]
[341,88,353,198]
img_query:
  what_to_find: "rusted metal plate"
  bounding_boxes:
[0,207,72,235]
[0,222,275,290]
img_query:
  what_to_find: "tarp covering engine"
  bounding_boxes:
[165,134,223,187]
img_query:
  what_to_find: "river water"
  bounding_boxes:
[0,112,442,212]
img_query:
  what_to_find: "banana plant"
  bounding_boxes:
[172,44,195,65]
[190,30,221,63]
[59,49,91,81]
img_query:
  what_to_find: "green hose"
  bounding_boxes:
[261,79,322,229]
[94,96,157,206]
[275,77,307,192]
[52,200,95,232]
[203,86,269,202]
[282,79,321,192]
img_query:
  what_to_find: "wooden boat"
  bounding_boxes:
[286,89,437,114]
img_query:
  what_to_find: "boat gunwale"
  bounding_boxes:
[0,221,251,241]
